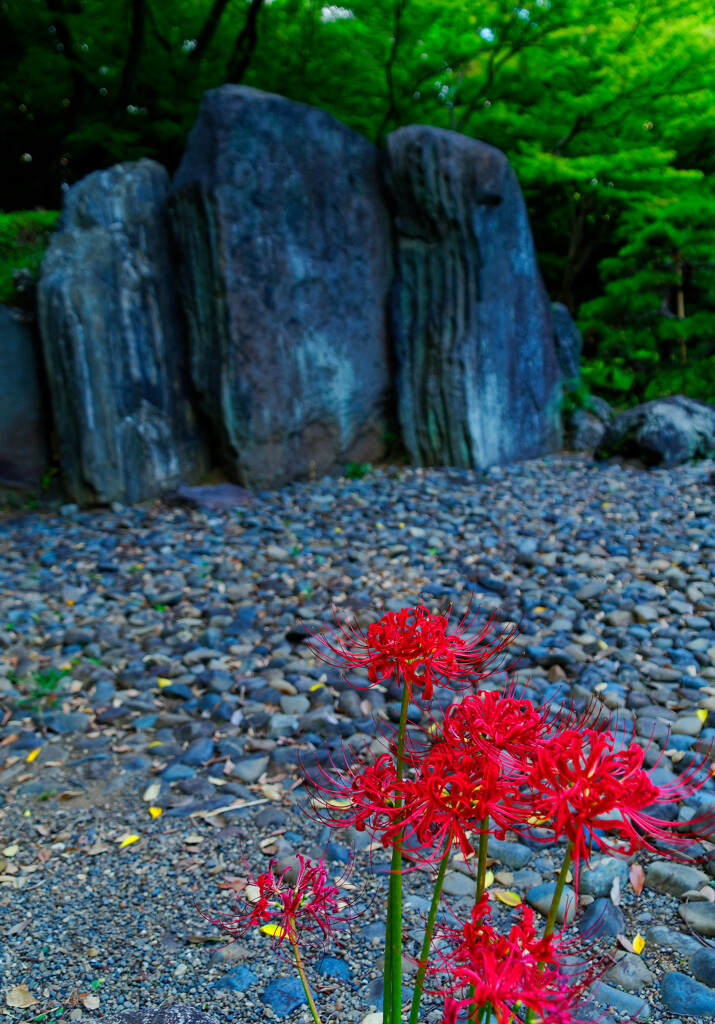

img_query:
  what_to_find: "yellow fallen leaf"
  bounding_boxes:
[5,983,38,1008]
[118,835,140,848]
[309,683,324,691]
[697,709,708,724]
[494,890,522,907]
[25,748,41,763]
[632,933,645,955]
[2,845,19,858]
[157,678,173,688]
[148,807,163,819]
[147,741,163,750]
[261,922,286,938]
[533,606,547,614]
[484,870,495,889]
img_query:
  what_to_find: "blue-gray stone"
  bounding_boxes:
[161,763,196,782]
[215,965,257,992]
[317,956,351,979]
[45,712,90,734]
[160,683,194,700]
[260,977,307,1017]
[689,948,715,989]
[181,737,214,765]
[578,856,629,898]
[661,971,715,1015]
[577,898,625,938]
[487,837,532,870]
[525,882,577,926]
[37,160,208,505]
[133,714,157,730]
[593,982,650,1019]
[325,842,351,864]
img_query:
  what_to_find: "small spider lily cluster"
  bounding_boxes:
[202,604,709,1024]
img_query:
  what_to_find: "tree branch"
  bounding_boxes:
[189,0,233,62]
[226,0,265,83]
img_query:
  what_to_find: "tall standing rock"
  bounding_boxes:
[38,160,207,505]
[170,86,393,490]
[386,126,562,468]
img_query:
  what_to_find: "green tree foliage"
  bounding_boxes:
[2,0,715,402]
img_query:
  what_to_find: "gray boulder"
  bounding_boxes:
[37,159,207,505]
[0,306,48,491]
[596,395,715,467]
[553,301,583,384]
[386,125,562,468]
[568,395,612,453]
[170,85,393,490]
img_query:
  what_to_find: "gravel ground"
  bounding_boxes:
[2,454,715,1024]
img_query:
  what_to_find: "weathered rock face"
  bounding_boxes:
[170,85,393,490]
[37,159,207,505]
[553,302,583,384]
[386,126,562,468]
[0,306,48,490]
[596,395,715,466]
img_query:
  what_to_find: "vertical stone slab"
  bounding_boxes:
[386,126,563,468]
[170,85,393,490]
[37,159,207,505]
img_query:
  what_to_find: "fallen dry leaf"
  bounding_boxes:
[6,983,38,1008]
[142,781,161,803]
[82,994,100,1010]
[0,875,26,889]
[611,876,621,906]
[700,885,715,902]
[617,934,634,953]
[629,863,645,896]
[86,841,111,856]
[260,783,282,802]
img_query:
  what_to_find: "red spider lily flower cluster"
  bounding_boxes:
[432,898,591,1024]
[199,604,713,1024]
[307,604,516,700]
[200,854,355,958]
[529,726,706,886]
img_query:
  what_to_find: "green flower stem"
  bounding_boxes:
[383,892,393,1024]
[475,815,490,900]
[470,817,490,1023]
[390,841,403,1023]
[408,835,452,1024]
[543,842,573,945]
[525,843,575,1024]
[389,685,412,1023]
[289,918,323,1024]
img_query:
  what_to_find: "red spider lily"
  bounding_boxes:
[531,727,711,887]
[397,742,535,860]
[441,690,547,763]
[198,854,355,958]
[307,604,517,701]
[309,752,404,843]
[433,901,587,1024]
